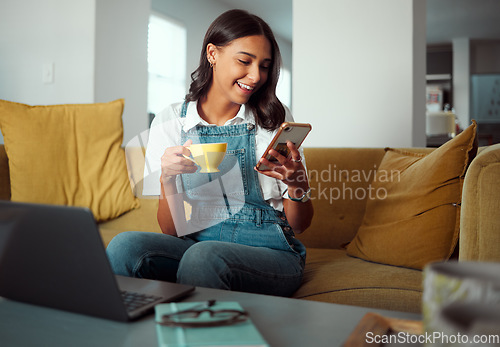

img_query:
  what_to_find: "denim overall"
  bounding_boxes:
[179,102,306,262]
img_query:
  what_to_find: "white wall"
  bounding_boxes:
[2,0,423,147]
[453,38,471,128]
[95,0,150,143]
[0,0,150,145]
[293,0,426,148]
[0,0,96,143]
[412,0,427,146]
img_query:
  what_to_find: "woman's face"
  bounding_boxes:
[207,35,272,106]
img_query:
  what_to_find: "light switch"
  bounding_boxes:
[43,63,54,84]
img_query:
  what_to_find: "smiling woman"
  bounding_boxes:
[106,9,314,298]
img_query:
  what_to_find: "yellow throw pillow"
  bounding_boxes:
[346,121,478,270]
[0,99,139,222]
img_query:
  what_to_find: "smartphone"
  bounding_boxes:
[256,122,312,171]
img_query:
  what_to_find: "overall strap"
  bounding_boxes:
[180,101,189,118]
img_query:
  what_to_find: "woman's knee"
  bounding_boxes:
[107,232,197,280]
[177,242,231,289]
[106,231,148,276]
[107,231,147,258]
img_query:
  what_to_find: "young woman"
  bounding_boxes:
[107,9,313,297]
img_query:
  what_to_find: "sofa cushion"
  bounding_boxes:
[293,248,422,313]
[299,148,389,250]
[99,198,161,246]
[346,121,478,270]
[0,99,139,222]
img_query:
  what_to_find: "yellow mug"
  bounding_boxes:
[183,142,227,173]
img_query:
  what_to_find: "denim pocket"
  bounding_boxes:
[221,149,248,197]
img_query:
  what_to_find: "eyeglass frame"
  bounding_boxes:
[156,300,249,328]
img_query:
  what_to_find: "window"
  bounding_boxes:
[147,13,187,117]
[277,67,292,109]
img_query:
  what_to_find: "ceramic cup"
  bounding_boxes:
[433,302,500,347]
[183,143,227,173]
[422,261,500,346]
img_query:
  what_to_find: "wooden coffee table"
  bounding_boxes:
[0,286,421,347]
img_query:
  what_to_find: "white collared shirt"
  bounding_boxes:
[142,101,305,211]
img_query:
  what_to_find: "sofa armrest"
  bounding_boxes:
[459,144,500,261]
[0,145,10,200]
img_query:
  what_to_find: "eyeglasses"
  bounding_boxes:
[157,300,249,328]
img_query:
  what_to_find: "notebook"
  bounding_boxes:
[0,201,195,322]
[155,301,269,347]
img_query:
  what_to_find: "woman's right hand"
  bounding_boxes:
[160,139,197,184]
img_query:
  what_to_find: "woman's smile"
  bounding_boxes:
[236,81,255,94]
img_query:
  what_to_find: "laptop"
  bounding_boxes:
[0,201,195,322]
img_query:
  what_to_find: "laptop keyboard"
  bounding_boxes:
[121,290,163,312]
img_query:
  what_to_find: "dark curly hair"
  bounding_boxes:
[185,9,285,131]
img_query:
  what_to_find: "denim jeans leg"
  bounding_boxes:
[177,241,304,297]
[106,231,196,282]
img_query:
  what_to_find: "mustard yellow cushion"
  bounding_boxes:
[346,121,478,270]
[0,99,139,222]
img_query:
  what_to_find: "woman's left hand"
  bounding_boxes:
[255,141,308,188]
